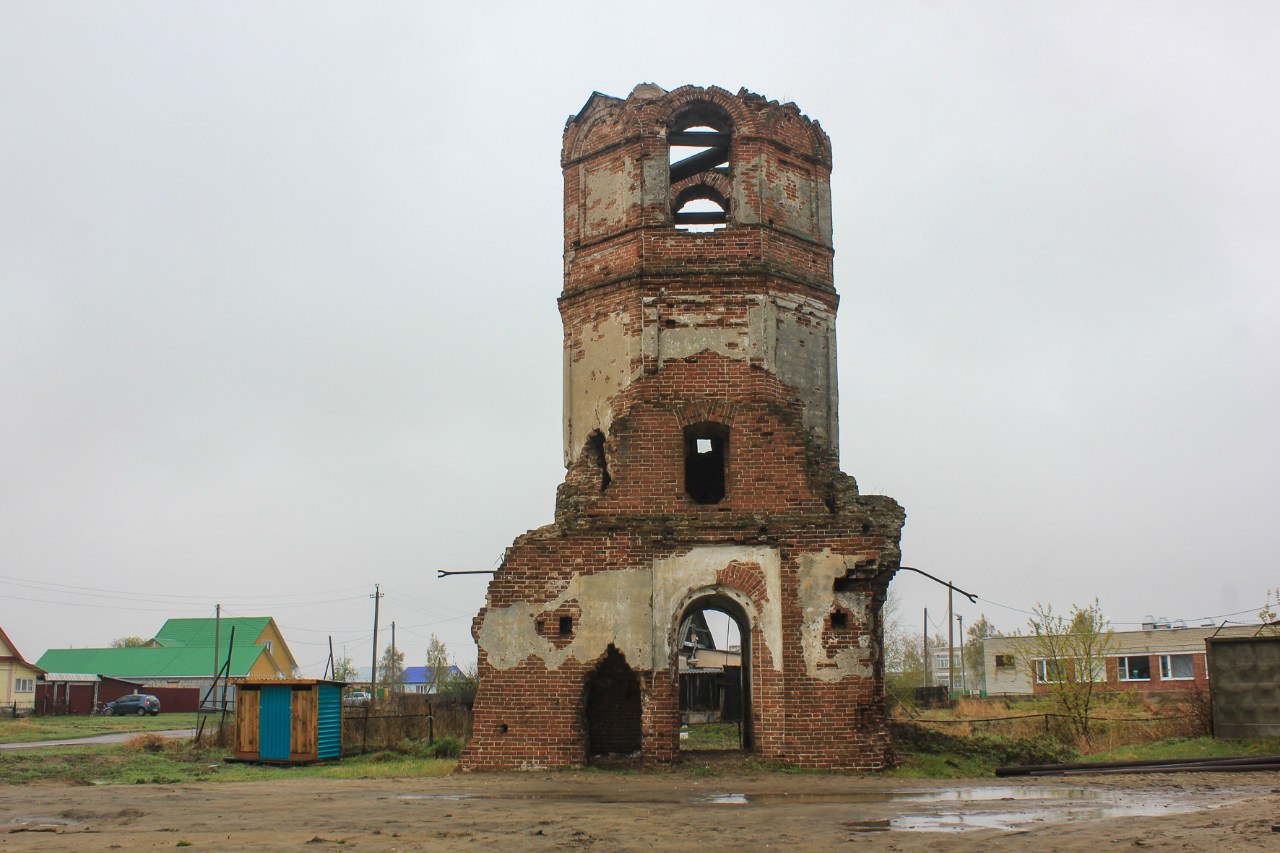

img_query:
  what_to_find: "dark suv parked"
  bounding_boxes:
[103,694,161,716]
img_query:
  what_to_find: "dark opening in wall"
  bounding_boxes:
[559,616,574,637]
[584,645,642,756]
[831,610,848,629]
[587,430,611,492]
[684,422,728,504]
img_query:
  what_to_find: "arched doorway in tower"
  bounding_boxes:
[676,593,752,751]
[583,645,642,760]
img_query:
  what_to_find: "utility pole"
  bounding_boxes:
[947,586,955,699]
[370,584,383,697]
[923,607,929,690]
[213,603,221,687]
[956,613,965,694]
[390,621,397,695]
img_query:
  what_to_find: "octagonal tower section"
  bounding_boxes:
[460,85,905,772]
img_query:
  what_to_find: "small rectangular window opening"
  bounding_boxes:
[558,616,573,637]
[830,611,848,629]
[684,423,728,504]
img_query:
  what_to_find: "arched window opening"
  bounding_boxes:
[674,184,728,232]
[684,422,728,504]
[678,599,750,751]
[669,124,730,180]
[584,645,642,758]
[669,104,731,203]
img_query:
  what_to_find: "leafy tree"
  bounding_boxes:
[1260,588,1280,636]
[964,615,1000,692]
[881,589,921,702]
[110,636,149,648]
[377,644,405,693]
[426,634,450,691]
[331,654,359,682]
[1014,599,1115,741]
[443,663,479,703]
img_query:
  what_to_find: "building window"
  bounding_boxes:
[1076,657,1106,682]
[14,678,33,693]
[1117,656,1152,681]
[263,640,274,653]
[684,422,728,504]
[1159,653,1195,680]
[994,654,1015,669]
[1034,659,1067,684]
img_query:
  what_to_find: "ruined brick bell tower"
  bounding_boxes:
[460,84,905,770]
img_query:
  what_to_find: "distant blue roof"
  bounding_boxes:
[403,665,461,684]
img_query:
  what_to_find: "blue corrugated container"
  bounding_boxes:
[232,679,345,764]
[317,683,341,759]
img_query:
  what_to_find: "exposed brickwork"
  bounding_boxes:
[460,85,905,772]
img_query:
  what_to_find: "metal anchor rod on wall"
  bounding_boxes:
[437,569,497,578]
[896,565,978,603]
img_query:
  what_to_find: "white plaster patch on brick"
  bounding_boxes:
[651,545,783,672]
[477,569,653,671]
[655,296,762,368]
[564,308,634,465]
[797,550,879,681]
[772,293,837,451]
[582,156,633,239]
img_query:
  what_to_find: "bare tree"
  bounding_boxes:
[109,636,149,648]
[1014,599,1115,740]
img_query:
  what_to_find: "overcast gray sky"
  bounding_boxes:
[2,1,1276,674]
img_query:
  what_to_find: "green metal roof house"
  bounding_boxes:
[35,616,297,690]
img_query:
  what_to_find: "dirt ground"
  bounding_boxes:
[1,768,1277,852]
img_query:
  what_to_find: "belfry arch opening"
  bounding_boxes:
[674,184,729,232]
[676,593,751,752]
[583,645,642,760]
[669,104,731,232]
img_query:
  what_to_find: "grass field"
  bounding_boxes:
[1086,736,1280,764]
[2,714,1277,785]
[682,722,742,750]
[0,713,200,744]
[0,734,457,785]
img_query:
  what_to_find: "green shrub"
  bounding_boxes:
[891,721,1077,767]
[428,736,464,759]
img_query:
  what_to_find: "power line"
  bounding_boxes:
[0,573,366,602]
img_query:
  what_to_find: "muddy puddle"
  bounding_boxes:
[4,817,84,832]
[398,785,1213,831]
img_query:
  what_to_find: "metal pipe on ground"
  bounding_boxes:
[1039,762,1280,776]
[997,753,1280,777]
